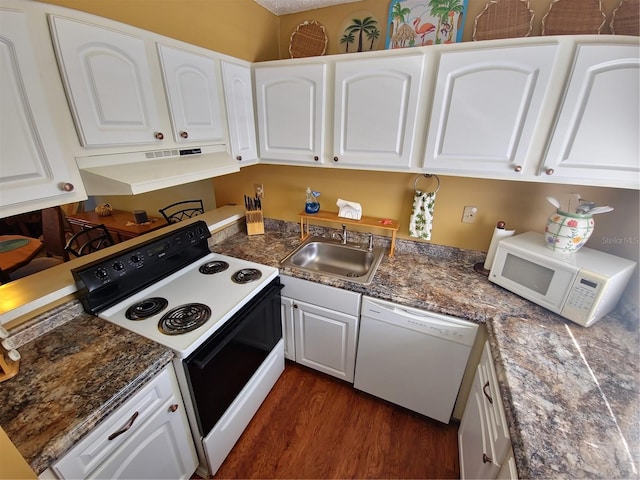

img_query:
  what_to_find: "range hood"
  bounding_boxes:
[76,145,240,195]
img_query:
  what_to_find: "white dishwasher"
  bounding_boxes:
[354,296,478,424]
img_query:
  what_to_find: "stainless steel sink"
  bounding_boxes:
[280,236,385,285]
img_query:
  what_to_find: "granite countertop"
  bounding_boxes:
[0,301,174,475]
[212,220,640,479]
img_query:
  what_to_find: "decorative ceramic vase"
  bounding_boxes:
[545,210,594,253]
[95,203,113,217]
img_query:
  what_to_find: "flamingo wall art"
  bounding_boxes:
[385,0,468,49]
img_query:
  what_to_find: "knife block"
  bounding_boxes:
[245,210,264,236]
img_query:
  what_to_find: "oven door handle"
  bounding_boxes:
[189,280,283,370]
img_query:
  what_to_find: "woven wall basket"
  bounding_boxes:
[541,0,606,35]
[473,0,534,41]
[610,0,640,35]
[289,20,327,58]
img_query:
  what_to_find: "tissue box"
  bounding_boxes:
[336,199,362,220]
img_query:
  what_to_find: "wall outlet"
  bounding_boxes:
[254,183,264,199]
[462,206,478,223]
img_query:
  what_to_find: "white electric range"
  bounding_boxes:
[72,220,285,477]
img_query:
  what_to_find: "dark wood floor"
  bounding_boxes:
[210,361,460,479]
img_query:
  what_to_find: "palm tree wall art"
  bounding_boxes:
[385,0,468,49]
[341,15,380,52]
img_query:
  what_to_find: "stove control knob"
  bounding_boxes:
[113,261,125,271]
[95,268,109,280]
[130,254,142,264]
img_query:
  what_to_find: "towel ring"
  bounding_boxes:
[414,174,440,194]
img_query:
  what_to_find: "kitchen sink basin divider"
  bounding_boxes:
[298,211,399,256]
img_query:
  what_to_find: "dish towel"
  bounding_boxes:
[409,190,437,240]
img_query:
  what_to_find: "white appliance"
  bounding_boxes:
[354,297,478,424]
[72,221,284,478]
[490,231,636,327]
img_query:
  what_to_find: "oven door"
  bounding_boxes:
[183,277,283,437]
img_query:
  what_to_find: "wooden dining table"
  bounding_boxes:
[0,235,44,279]
[65,209,166,243]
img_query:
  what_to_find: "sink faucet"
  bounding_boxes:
[341,224,347,244]
[368,233,374,251]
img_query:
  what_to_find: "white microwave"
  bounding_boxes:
[489,232,636,327]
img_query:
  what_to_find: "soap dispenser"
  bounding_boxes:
[305,187,320,214]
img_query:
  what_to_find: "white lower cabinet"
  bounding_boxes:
[52,364,197,480]
[280,275,361,382]
[459,341,514,480]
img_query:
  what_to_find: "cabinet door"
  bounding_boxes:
[158,44,225,144]
[221,61,258,165]
[0,9,86,216]
[458,369,501,480]
[280,296,296,361]
[89,396,196,480]
[424,45,557,177]
[333,55,424,168]
[542,44,639,188]
[255,64,326,164]
[54,366,196,480]
[478,342,511,465]
[48,15,163,146]
[293,299,358,382]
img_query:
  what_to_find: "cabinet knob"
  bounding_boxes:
[482,381,493,404]
[483,453,493,464]
[154,131,164,140]
[180,131,189,139]
[313,156,319,162]
[333,156,339,162]
[545,168,555,175]
[293,304,298,309]
[169,404,179,413]
[236,155,243,161]
[514,165,522,172]
[59,182,74,192]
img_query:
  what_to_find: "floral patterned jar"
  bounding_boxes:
[545,210,594,253]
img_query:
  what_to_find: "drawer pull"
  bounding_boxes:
[108,411,139,441]
[482,381,493,404]
[483,453,493,464]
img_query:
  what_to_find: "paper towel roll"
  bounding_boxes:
[483,222,515,271]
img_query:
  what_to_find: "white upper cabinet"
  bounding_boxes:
[222,61,258,165]
[158,44,225,144]
[255,63,326,164]
[423,44,559,178]
[48,15,164,147]
[542,43,639,188]
[0,8,86,217]
[332,55,424,169]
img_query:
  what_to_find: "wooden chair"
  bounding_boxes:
[64,225,115,258]
[41,206,70,261]
[159,200,204,224]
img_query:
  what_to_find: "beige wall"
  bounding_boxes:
[38,0,281,62]
[213,165,639,256]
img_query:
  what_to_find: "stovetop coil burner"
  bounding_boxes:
[199,260,230,275]
[126,297,169,320]
[231,268,262,284]
[158,303,211,335]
